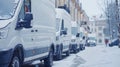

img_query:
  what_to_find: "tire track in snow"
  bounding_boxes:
[70,55,86,67]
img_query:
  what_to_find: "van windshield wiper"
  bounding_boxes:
[0,19,5,20]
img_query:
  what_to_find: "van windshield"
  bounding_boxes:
[0,0,20,20]
[88,37,96,40]
[71,27,78,35]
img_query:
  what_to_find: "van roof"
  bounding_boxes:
[71,21,77,27]
[55,8,70,18]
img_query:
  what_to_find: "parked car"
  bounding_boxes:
[109,39,119,47]
[0,0,56,67]
[86,33,96,46]
[86,37,97,46]
[54,8,71,60]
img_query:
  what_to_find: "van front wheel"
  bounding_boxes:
[10,56,21,67]
[56,49,62,60]
[66,50,70,56]
[44,49,53,67]
[118,45,120,48]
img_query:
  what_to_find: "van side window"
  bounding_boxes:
[16,0,32,28]
[16,3,25,29]
[18,0,31,21]
[25,0,31,12]
[61,19,64,30]
[18,4,25,21]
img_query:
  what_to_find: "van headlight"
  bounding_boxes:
[87,40,90,43]
[0,29,8,39]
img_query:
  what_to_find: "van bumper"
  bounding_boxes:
[0,49,13,67]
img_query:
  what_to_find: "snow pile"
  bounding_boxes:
[53,55,75,67]
[53,45,120,67]
[70,55,86,67]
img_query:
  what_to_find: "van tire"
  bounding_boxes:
[44,49,53,67]
[66,50,70,56]
[73,47,78,53]
[118,45,120,48]
[10,55,21,67]
[56,49,62,60]
[74,50,77,53]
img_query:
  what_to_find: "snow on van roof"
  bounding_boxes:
[71,21,77,27]
[56,8,71,19]
[88,33,96,37]
[56,8,70,16]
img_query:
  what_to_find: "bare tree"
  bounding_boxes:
[98,0,119,40]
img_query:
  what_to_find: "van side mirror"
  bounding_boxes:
[61,28,67,35]
[76,33,80,37]
[25,12,33,20]
[62,30,67,35]
[83,36,85,40]
[24,12,33,28]
[15,12,33,30]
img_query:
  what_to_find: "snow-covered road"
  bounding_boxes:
[53,45,120,67]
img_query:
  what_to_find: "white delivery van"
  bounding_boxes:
[70,21,80,53]
[0,0,56,67]
[55,8,71,60]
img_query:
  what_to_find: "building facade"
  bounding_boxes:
[55,0,90,36]
[96,19,107,45]
[89,21,96,33]
[55,0,89,25]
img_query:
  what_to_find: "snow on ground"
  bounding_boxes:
[53,45,120,67]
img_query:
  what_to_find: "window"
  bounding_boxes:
[71,27,77,35]
[98,33,102,36]
[61,19,64,30]
[95,29,96,32]
[25,0,31,12]
[16,0,32,28]
[99,39,102,43]
[16,3,25,28]
[18,0,31,20]
[18,3,25,21]
[98,27,102,31]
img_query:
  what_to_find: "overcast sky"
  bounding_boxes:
[80,0,103,18]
